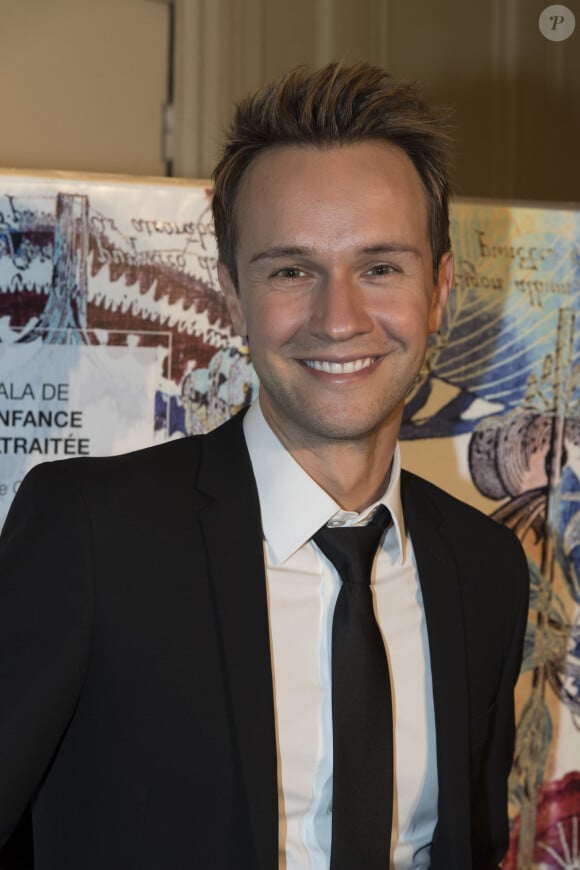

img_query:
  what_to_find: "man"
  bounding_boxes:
[0,63,529,869]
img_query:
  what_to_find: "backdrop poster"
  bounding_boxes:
[0,172,578,868]
[0,171,257,525]
[401,199,580,869]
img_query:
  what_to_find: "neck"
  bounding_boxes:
[261,408,400,512]
[293,437,396,512]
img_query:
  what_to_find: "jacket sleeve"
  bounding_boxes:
[470,532,530,869]
[0,462,93,846]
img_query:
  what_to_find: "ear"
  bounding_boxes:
[428,250,453,333]
[217,261,248,337]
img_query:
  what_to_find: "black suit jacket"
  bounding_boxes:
[0,412,529,869]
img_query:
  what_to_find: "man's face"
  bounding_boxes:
[219,142,453,452]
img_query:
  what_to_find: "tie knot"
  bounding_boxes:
[313,504,390,586]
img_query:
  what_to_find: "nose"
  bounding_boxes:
[309,273,374,341]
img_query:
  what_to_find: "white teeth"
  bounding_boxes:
[304,357,376,374]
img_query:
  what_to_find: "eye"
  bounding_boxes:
[366,263,398,276]
[271,266,308,280]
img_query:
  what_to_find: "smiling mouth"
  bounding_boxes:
[302,356,380,374]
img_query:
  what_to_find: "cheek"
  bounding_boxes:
[246,296,307,350]
[374,297,431,340]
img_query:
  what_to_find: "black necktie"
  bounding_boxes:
[314,505,393,870]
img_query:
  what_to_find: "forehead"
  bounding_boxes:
[235,141,430,255]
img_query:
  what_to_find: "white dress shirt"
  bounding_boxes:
[243,401,438,869]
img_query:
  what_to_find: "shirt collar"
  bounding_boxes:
[243,401,407,565]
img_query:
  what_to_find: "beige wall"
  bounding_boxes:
[173,0,580,202]
[0,0,578,203]
[385,0,580,202]
[0,0,168,176]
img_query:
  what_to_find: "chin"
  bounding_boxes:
[295,405,400,443]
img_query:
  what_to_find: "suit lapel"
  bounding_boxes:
[401,471,472,868]
[193,423,474,867]
[196,413,278,870]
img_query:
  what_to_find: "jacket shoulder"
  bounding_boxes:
[18,411,246,490]
[401,468,520,546]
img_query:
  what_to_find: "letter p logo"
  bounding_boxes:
[539,5,576,40]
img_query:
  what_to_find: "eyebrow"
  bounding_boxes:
[248,243,421,264]
[249,246,312,264]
